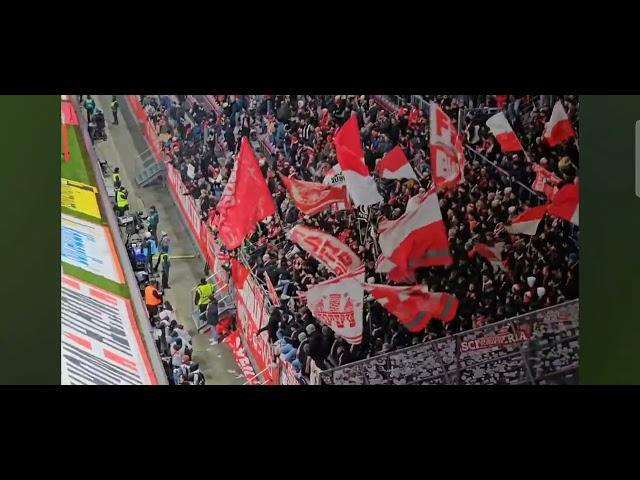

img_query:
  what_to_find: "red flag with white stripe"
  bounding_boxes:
[543,101,576,146]
[531,164,561,200]
[363,283,458,333]
[486,112,523,152]
[547,183,579,226]
[334,115,383,206]
[375,146,418,180]
[429,103,465,189]
[376,189,452,282]
[264,271,281,307]
[505,205,549,236]
[279,174,348,216]
[473,242,507,271]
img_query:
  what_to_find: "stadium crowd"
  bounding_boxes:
[141,94,579,383]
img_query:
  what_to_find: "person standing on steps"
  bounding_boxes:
[147,206,159,244]
[83,95,96,124]
[112,167,121,189]
[111,95,119,125]
[159,251,171,290]
[115,185,129,217]
[144,280,163,317]
[194,278,215,316]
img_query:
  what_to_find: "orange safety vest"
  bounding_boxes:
[145,285,162,306]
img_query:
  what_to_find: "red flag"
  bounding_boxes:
[287,225,361,276]
[429,103,465,189]
[231,258,250,289]
[505,205,548,236]
[547,183,579,226]
[364,283,458,332]
[543,101,576,146]
[264,271,281,307]
[334,115,383,206]
[473,242,507,271]
[279,174,347,216]
[215,137,276,249]
[375,146,418,180]
[531,164,561,200]
[486,112,523,152]
[376,189,452,282]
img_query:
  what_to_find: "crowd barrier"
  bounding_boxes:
[320,300,579,385]
[127,95,302,385]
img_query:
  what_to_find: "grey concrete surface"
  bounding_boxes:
[91,95,245,385]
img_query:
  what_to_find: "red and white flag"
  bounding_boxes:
[486,112,523,152]
[279,174,347,216]
[287,224,361,276]
[334,115,383,206]
[363,283,458,333]
[376,189,452,282]
[543,101,576,146]
[473,242,507,271]
[61,101,79,126]
[429,102,465,189]
[375,146,418,180]
[547,183,579,226]
[306,266,365,344]
[214,137,276,249]
[505,205,549,236]
[263,271,281,307]
[531,163,561,200]
[322,165,349,211]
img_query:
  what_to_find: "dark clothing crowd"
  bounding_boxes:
[142,94,579,384]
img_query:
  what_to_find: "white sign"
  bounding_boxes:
[61,214,124,284]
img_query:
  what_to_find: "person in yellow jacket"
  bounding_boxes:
[115,186,129,217]
[194,278,215,315]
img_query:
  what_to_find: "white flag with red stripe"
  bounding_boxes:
[375,146,418,180]
[543,101,576,146]
[305,266,365,344]
[474,242,507,271]
[376,188,452,282]
[429,103,465,189]
[486,112,523,152]
[363,283,458,333]
[334,115,383,207]
[547,183,579,226]
[505,205,548,236]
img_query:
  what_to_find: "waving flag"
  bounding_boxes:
[334,115,383,206]
[287,225,361,276]
[532,164,561,200]
[305,266,365,344]
[364,283,458,333]
[543,101,576,146]
[505,205,548,236]
[547,183,579,226]
[264,271,281,307]
[376,189,452,282]
[486,112,523,152]
[279,174,347,216]
[473,242,507,272]
[215,137,276,249]
[429,103,465,189]
[375,146,418,180]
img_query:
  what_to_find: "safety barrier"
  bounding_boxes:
[320,300,578,385]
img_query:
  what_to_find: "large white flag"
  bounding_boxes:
[305,266,365,344]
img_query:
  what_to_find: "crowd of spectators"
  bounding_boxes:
[141,94,579,383]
